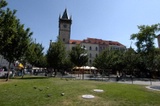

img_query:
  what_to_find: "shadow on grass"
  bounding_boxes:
[12,76,50,80]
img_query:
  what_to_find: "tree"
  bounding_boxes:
[93,49,110,69]
[111,50,125,73]
[131,24,160,53]
[123,47,139,82]
[32,42,44,67]
[69,45,88,67]
[61,57,74,75]
[0,3,33,80]
[24,41,44,75]
[36,55,47,68]
[69,45,88,80]
[93,49,126,78]
[130,24,160,78]
[46,37,66,76]
[93,49,113,76]
[123,48,137,71]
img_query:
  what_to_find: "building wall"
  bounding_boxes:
[99,44,109,53]
[0,55,8,68]
[81,43,99,66]
[109,45,126,51]
[157,35,160,48]
[59,22,71,44]
[65,42,126,66]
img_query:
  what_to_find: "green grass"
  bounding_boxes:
[0,76,160,106]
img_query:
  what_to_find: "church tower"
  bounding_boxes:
[59,9,72,44]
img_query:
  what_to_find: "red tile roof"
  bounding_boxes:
[69,38,125,47]
[69,40,82,44]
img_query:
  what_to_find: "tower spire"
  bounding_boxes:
[62,8,68,19]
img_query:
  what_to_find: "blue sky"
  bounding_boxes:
[6,0,160,52]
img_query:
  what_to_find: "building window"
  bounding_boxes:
[90,53,92,58]
[63,38,65,42]
[72,47,75,50]
[96,54,98,57]
[89,46,92,50]
[95,47,98,51]
[89,60,92,64]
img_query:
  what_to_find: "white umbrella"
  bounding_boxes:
[73,66,79,69]
[90,66,97,70]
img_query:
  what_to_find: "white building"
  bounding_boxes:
[54,9,126,66]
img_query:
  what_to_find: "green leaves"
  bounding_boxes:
[93,49,125,70]
[25,41,44,67]
[0,7,33,63]
[69,45,88,67]
[46,37,66,69]
[0,0,7,9]
[130,24,160,53]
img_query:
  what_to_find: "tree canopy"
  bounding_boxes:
[69,45,88,67]
[131,24,160,53]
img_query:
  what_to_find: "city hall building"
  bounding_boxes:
[52,9,126,66]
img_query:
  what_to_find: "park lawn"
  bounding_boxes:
[0,76,160,106]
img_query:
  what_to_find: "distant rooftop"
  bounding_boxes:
[69,38,125,47]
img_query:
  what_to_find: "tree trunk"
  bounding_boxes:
[21,64,26,78]
[6,62,11,81]
[54,69,57,77]
[21,69,24,78]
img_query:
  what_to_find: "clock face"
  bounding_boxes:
[63,24,67,28]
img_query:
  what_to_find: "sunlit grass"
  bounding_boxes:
[0,76,160,106]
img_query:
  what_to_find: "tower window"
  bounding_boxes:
[63,24,67,28]
[63,38,65,42]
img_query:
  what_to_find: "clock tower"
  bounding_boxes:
[59,9,72,44]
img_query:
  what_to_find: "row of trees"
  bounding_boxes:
[46,39,88,76]
[93,24,160,78]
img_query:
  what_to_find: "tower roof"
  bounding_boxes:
[62,9,69,19]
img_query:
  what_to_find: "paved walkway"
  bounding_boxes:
[117,80,160,86]
[117,80,160,91]
[61,73,160,86]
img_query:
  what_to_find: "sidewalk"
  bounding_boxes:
[58,73,160,86]
[117,80,160,86]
